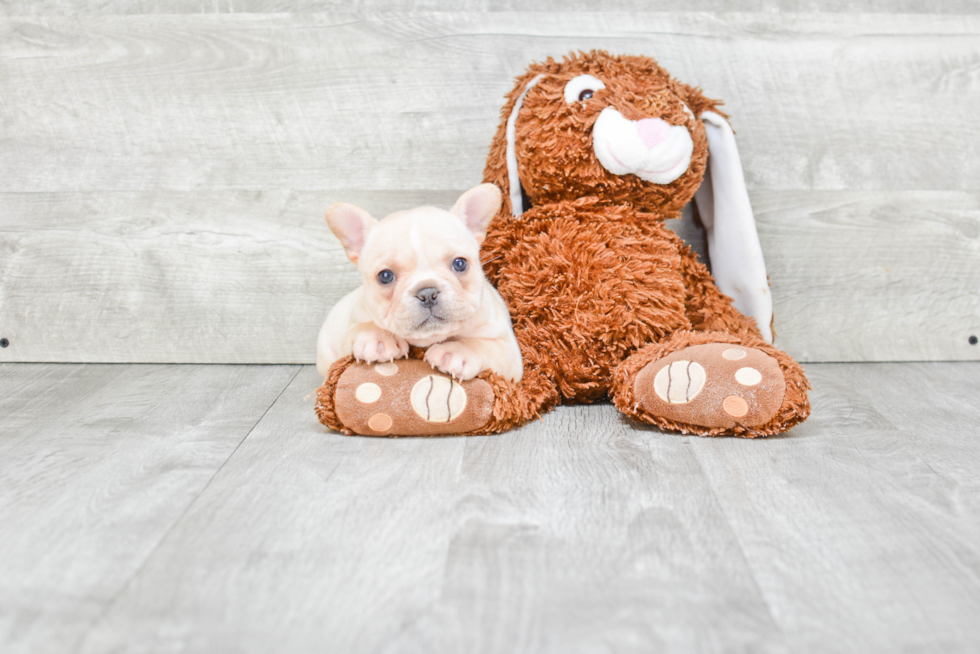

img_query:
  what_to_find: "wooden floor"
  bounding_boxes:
[1,362,978,653]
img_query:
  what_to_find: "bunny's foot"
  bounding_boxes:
[612,331,810,438]
[316,356,495,437]
[634,343,784,429]
[317,349,560,437]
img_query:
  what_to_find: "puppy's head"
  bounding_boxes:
[326,183,502,343]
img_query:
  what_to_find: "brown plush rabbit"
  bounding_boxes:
[317,51,810,438]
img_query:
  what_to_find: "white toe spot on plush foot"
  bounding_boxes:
[723,395,749,417]
[735,367,762,386]
[653,360,706,404]
[411,375,467,423]
[374,362,399,376]
[722,348,747,360]
[355,382,382,403]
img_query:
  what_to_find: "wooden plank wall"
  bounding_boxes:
[1,5,978,364]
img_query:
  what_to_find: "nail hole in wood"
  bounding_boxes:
[0,338,8,348]
[970,335,978,346]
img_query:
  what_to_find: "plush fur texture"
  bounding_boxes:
[484,53,724,218]
[317,50,810,438]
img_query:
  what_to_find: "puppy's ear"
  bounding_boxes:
[450,183,502,245]
[325,203,377,264]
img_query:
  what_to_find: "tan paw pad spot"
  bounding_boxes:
[374,362,399,376]
[722,347,747,360]
[355,382,382,404]
[367,413,393,433]
[723,395,749,417]
[411,375,467,423]
[653,360,706,404]
[735,367,762,386]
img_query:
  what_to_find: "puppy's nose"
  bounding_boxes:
[416,287,439,308]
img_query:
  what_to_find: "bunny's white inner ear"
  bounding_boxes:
[506,74,544,217]
[694,111,774,343]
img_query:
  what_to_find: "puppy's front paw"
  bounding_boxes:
[425,341,484,381]
[352,330,409,363]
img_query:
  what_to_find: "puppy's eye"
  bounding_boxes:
[377,269,395,285]
[452,258,468,273]
[564,74,606,104]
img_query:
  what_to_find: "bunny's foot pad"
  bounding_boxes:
[635,343,785,430]
[333,359,494,436]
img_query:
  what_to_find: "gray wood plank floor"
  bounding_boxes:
[3,362,979,653]
[0,363,301,654]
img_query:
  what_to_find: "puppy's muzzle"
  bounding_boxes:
[416,287,440,308]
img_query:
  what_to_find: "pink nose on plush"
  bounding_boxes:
[636,118,671,149]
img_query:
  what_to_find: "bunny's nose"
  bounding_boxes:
[416,287,439,308]
[636,118,671,149]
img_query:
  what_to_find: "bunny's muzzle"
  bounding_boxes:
[592,107,694,185]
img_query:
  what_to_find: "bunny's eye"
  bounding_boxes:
[564,74,606,104]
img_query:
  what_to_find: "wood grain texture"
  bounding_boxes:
[1,190,976,364]
[2,13,979,193]
[32,361,975,653]
[0,189,367,364]
[2,10,978,364]
[76,365,782,653]
[689,361,980,652]
[0,362,299,654]
[758,191,980,362]
[5,1,980,15]
[77,366,478,654]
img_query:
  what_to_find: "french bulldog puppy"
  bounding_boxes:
[316,183,523,383]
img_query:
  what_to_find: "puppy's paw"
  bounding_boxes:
[352,329,409,363]
[425,341,484,381]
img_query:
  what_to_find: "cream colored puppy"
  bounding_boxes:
[316,184,523,383]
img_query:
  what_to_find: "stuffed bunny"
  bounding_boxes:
[317,51,810,437]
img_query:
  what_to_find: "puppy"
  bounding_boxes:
[316,183,523,383]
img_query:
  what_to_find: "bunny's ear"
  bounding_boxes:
[693,111,774,343]
[505,74,544,217]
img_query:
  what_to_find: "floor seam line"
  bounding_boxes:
[688,442,785,637]
[69,364,302,654]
